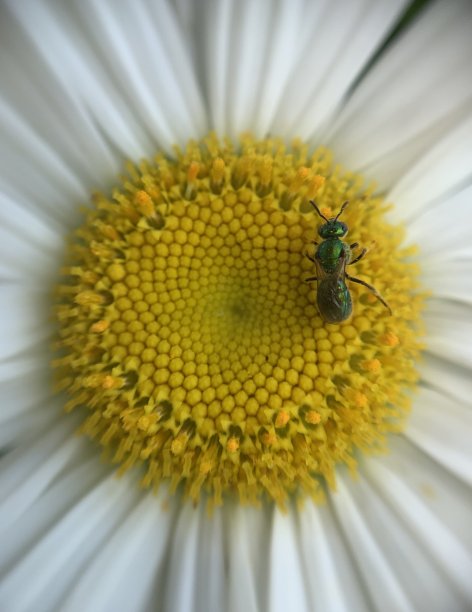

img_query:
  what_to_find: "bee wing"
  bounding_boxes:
[333,249,348,279]
[313,257,328,280]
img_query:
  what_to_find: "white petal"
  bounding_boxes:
[0,367,60,449]
[422,259,472,304]
[72,0,207,147]
[420,353,472,406]
[171,0,199,39]
[0,471,141,612]
[0,353,40,382]
[61,490,173,612]
[373,435,472,553]
[327,1,472,189]
[388,115,472,223]
[160,502,232,612]
[330,475,414,612]
[0,417,82,534]
[276,0,410,140]
[0,4,120,190]
[0,403,59,450]
[226,504,272,612]
[3,0,205,167]
[0,456,109,577]
[198,0,236,135]
[406,386,472,486]
[404,183,472,259]
[0,193,64,282]
[1,1,141,158]
[0,287,52,360]
[335,459,471,612]
[194,506,226,612]
[197,0,409,139]
[200,0,310,136]
[366,447,472,607]
[223,0,281,137]
[248,0,306,137]
[0,367,50,426]
[0,99,91,220]
[268,507,310,612]
[133,0,208,138]
[424,298,472,368]
[162,501,202,612]
[298,502,370,612]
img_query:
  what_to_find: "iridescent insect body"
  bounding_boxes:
[306,200,391,324]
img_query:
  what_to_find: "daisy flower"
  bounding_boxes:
[1,0,472,611]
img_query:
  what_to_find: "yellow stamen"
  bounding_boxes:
[102,375,122,390]
[306,174,326,198]
[305,410,321,425]
[226,437,240,453]
[211,157,226,187]
[185,161,200,199]
[261,431,277,446]
[90,242,116,259]
[275,410,290,429]
[90,320,109,333]
[134,190,155,217]
[292,166,310,190]
[362,359,382,373]
[95,221,120,242]
[171,433,188,456]
[75,291,105,306]
[188,162,200,181]
[353,392,368,408]
[381,331,400,347]
[81,270,100,285]
[259,155,273,186]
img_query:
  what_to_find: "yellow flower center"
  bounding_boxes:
[54,134,425,507]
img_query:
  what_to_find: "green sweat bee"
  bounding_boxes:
[306,200,391,324]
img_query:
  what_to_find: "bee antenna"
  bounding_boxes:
[310,200,329,222]
[334,200,349,221]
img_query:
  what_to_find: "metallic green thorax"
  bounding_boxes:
[316,239,349,274]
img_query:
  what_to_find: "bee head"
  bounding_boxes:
[311,200,349,239]
[318,220,348,239]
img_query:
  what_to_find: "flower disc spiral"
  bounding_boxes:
[54,134,424,506]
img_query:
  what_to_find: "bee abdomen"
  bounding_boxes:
[317,279,352,324]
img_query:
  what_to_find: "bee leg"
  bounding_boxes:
[349,247,367,265]
[346,273,392,314]
[305,276,319,283]
[350,242,359,250]
[305,253,316,264]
